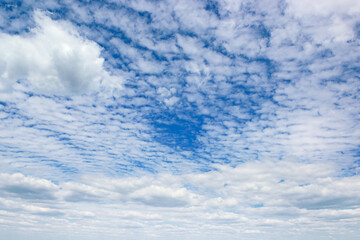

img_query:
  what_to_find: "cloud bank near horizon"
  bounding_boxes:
[1,160,360,240]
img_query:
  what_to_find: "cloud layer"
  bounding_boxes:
[0,0,360,239]
[1,159,360,240]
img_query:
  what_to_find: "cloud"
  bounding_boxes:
[0,173,58,200]
[129,185,195,207]
[0,10,121,94]
[0,0,358,174]
[0,160,360,238]
[0,0,360,239]
[286,0,360,17]
[285,0,360,43]
[59,182,114,202]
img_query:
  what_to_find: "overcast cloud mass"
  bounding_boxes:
[0,0,360,239]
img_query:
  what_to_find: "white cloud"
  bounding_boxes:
[286,0,360,17]
[0,159,359,239]
[129,185,193,207]
[286,0,360,43]
[59,182,115,202]
[0,173,58,200]
[0,10,121,94]
[0,0,359,239]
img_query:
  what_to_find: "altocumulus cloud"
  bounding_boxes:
[0,0,360,240]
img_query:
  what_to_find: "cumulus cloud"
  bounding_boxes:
[0,10,121,94]
[59,182,114,202]
[0,173,58,200]
[129,185,194,207]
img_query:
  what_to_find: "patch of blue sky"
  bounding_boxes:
[251,203,264,208]
[204,0,221,18]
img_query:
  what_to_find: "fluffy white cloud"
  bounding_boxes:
[59,182,115,202]
[0,173,58,199]
[0,10,120,94]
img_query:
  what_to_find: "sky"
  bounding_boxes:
[0,0,360,239]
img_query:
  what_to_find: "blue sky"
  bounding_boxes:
[0,0,360,239]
